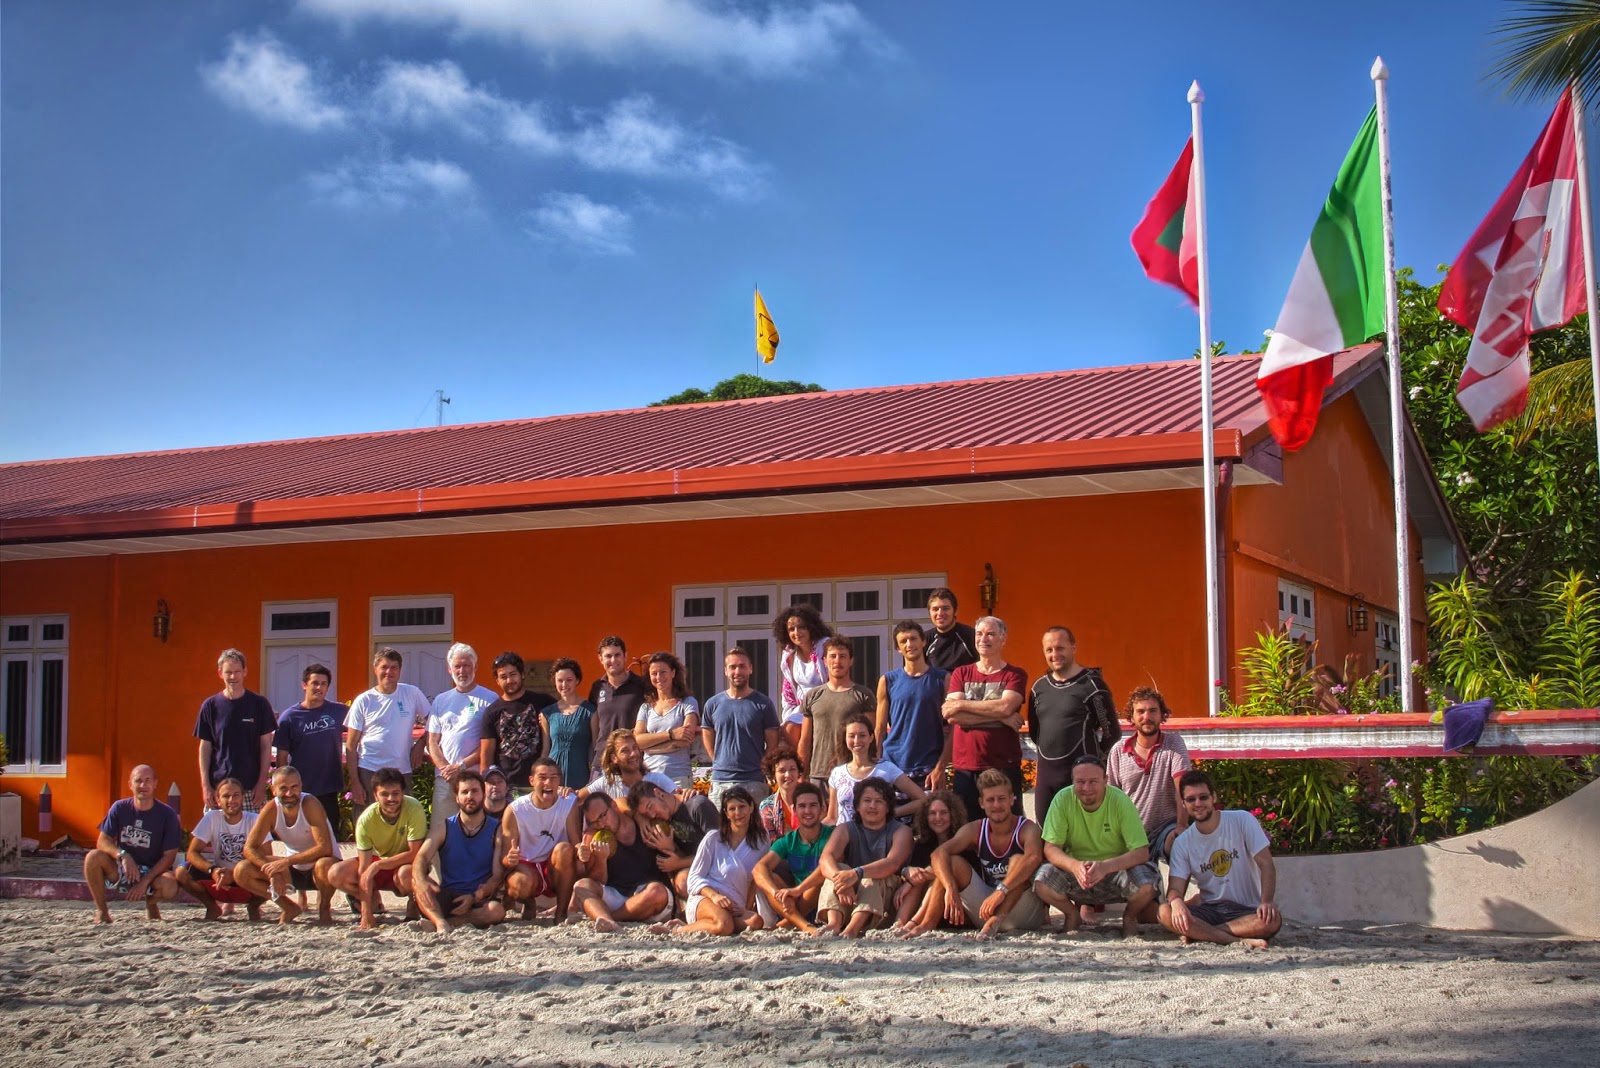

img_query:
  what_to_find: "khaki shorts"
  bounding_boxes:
[817,874,900,925]
[958,873,1046,931]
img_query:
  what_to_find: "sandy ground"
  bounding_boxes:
[2,897,1597,1068]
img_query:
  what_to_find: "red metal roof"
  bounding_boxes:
[0,347,1382,542]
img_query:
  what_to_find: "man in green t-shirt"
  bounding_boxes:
[1032,755,1156,936]
[325,767,427,928]
[753,782,833,933]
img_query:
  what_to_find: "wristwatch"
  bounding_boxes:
[996,881,1009,895]
[853,866,865,881]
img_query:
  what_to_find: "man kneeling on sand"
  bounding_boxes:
[325,767,426,929]
[175,777,260,921]
[1032,756,1156,936]
[570,792,674,932]
[235,765,342,924]
[412,770,507,934]
[84,764,182,924]
[1159,769,1282,947]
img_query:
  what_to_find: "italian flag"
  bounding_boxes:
[1130,138,1199,304]
[1257,108,1386,450]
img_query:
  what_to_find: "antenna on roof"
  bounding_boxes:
[434,389,451,426]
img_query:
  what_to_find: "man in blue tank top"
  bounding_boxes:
[413,770,507,934]
[875,621,950,790]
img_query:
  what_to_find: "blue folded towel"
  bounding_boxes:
[1442,697,1495,752]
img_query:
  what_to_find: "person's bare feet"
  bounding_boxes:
[647,919,684,935]
[975,917,1003,941]
[201,903,222,922]
[246,902,263,922]
[594,916,620,933]
[276,897,304,925]
[91,910,112,925]
[1238,937,1270,949]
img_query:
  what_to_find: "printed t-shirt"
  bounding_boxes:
[486,691,551,786]
[193,690,276,788]
[347,684,430,773]
[1169,810,1272,907]
[508,793,575,863]
[189,809,258,866]
[1040,785,1149,863]
[946,663,1028,771]
[702,689,781,781]
[427,685,497,764]
[768,824,835,882]
[827,760,906,824]
[355,796,428,857]
[100,799,182,868]
[272,701,349,798]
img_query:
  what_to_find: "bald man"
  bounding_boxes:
[83,764,182,924]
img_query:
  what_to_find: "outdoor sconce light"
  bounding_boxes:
[154,599,172,642]
[979,563,998,615]
[1347,593,1369,632]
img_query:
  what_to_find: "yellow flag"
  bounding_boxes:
[754,288,779,363]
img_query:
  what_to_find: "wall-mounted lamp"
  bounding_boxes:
[154,599,172,642]
[979,563,998,615]
[1347,593,1369,633]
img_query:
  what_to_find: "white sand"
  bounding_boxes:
[2,898,1597,1067]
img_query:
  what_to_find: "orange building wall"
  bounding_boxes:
[1228,394,1429,700]
[2,403,1432,844]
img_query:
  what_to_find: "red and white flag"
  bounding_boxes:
[1438,88,1587,431]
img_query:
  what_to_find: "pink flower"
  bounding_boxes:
[1265,812,1277,821]
[1251,807,1263,816]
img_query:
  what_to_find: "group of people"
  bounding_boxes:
[85,589,1281,947]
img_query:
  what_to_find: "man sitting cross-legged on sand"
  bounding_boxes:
[814,778,913,937]
[174,776,260,922]
[1032,755,1156,937]
[913,768,1045,939]
[570,792,674,932]
[502,758,579,923]
[235,765,342,924]
[753,781,833,933]
[412,770,507,934]
[84,764,182,924]
[325,767,426,929]
[1160,769,1283,948]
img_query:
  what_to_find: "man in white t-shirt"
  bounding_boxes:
[174,777,260,921]
[1160,769,1282,947]
[501,759,579,924]
[425,642,498,834]
[345,647,430,817]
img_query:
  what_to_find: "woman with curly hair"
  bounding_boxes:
[758,746,806,836]
[893,790,966,929]
[773,603,833,747]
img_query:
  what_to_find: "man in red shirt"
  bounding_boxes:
[942,616,1028,817]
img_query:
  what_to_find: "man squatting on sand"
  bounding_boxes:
[83,611,1281,944]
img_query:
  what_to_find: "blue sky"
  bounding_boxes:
[0,0,1569,462]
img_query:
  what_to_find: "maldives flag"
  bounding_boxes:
[1438,89,1585,432]
[1130,138,1199,304]
[1256,109,1385,451]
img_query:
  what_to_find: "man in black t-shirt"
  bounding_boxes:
[1029,626,1120,828]
[923,587,979,672]
[588,636,649,773]
[478,652,553,795]
[628,778,719,899]
[195,648,276,812]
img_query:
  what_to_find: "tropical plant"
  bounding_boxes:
[652,373,824,406]
[1221,627,1318,716]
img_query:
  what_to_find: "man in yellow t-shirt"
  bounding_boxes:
[325,767,426,928]
[1032,755,1156,936]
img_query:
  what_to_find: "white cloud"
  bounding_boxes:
[372,59,564,153]
[201,31,347,131]
[527,192,632,255]
[571,95,761,199]
[308,155,476,210]
[296,0,889,77]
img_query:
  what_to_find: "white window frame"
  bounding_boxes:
[262,600,338,642]
[1277,579,1316,643]
[726,584,778,626]
[834,579,890,623]
[891,576,946,621]
[1,615,69,776]
[780,583,832,622]
[371,595,454,639]
[1374,612,1403,698]
[673,587,725,628]
[726,627,780,700]
[834,623,893,684]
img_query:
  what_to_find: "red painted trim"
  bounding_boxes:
[1190,743,1597,760]
[1160,709,1600,730]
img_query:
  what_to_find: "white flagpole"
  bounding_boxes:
[1372,57,1415,712]
[1189,80,1222,717]
[1571,83,1600,506]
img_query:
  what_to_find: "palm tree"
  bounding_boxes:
[1490,1,1600,438]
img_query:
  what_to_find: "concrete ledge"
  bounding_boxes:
[1277,775,1600,936]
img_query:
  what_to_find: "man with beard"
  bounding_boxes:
[920,768,1045,939]
[235,766,342,924]
[413,770,506,934]
[503,759,579,923]
[1160,770,1281,947]
[570,792,674,932]
[1106,686,1192,920]
[479,652,553,799]
[483,765,512,818]
[326,767,426,929]
[83,764,182,924]
[628,778,720,900]
[175,777,260,921]
[752,781,833,932]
